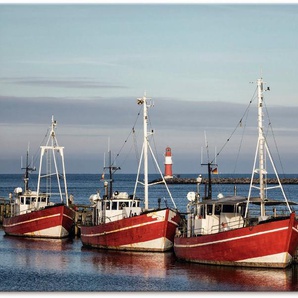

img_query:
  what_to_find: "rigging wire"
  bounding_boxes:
[232,95,254,174]
[147,110,161,174]
[110,105,143,169]
[210,86,258,164]
[263,99,287,178]
[31,127,50,168]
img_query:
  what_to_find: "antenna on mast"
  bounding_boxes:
[21,142,36,193]
[201,131,217,200]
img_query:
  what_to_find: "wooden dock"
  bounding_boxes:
[0,198,11,223]
[72,204,93,236]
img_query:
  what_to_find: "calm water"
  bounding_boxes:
[1,174,298,292]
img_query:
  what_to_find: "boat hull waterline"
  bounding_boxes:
[3,204,74,239]
[81,208,181,251]
[174,213,298,268]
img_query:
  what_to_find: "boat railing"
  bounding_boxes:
[246,204,292,221]
[176,216,245,237]
[103,207,141,223]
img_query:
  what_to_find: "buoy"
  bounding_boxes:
[164,147,173,179]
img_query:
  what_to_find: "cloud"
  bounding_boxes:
[0,77,128,89]
[1,94,298,174]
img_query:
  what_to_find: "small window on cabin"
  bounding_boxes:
[112,202,117,210]
[42,197,46,202]
[26,198,30,205]
[106,202,110,210]
[21,197,24,204]
[222,205,234,213]
[207,205,213,215]
[214,204,221,215]
[199,205,205,218]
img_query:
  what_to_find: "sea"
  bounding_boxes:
[0,173,298,292]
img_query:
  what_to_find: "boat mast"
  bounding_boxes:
[246,78,292,218]
[22,143,36,193]
[36,116,69,205]
[136,93,150,210]
[134,93,177,210]
[257,78,266,216]
[103,149,120,199]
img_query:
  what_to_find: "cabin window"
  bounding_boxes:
[119,202,129,209]
[214,204,221,215]
[112,202,117,210]
[106,202,110,210]
[207,204,213,215]
[132,201,138,207]
[21,197,25,204]
[26,198,30,205]
[198,205,205,219]
[222,205,235,213]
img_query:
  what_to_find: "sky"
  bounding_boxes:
[1,3,298,175]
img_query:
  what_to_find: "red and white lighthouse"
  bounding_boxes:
[164,147,173,179]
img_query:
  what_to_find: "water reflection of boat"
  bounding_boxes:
[81,94,181,252]
[3,234,73,271]
[174,77,298,268]
[182,262,298,291]
[4,234,73,251]
[82,247,176,278]
[3,117,75,239]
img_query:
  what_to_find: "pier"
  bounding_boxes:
[152,177,298,185]
[0,198,10,223]
[72,204,93,236]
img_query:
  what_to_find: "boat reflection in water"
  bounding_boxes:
[82,247,176,279]
[3,234,73,271]
[2,232,297,291]
[82,245,298,291]
[180,262,298,291]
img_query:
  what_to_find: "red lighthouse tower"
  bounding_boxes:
[164,147,173,179]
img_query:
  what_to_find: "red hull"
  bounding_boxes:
[81,208,181,252]
[174,213,298,268]
[3,204,75,239]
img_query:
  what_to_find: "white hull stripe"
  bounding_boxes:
[82,212,177,238]
[3,212,72,228]
[175,226,289,248]
[24,225,68,238]
[238,252,291,264]
[120,237,172,250]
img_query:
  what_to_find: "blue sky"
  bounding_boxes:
[1,4,298,174]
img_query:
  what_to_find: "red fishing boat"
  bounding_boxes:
[174,78,298,268]
[3,116,75,238]
[80,94,181,251]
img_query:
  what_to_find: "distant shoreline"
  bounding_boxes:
[152,177,298,184]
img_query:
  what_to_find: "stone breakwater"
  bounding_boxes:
[151,177,298,184]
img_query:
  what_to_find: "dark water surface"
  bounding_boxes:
[1,229,298,292]
[1,174,298,291]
